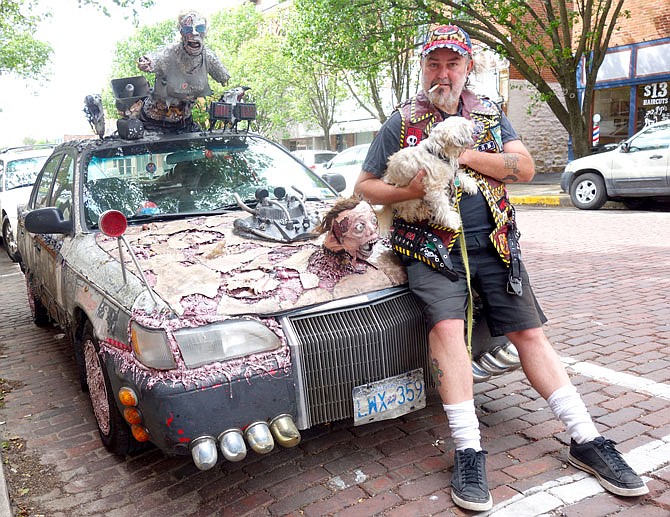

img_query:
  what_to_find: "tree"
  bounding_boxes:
[0,0,53,79]
[289,0,424,124]
[0,0,154,80]
[398,0,627,158]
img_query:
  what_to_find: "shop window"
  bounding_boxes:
[636,81,669,131]
[592,86,630,144]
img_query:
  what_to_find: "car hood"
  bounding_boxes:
[95,207,407,318]
[564,148,618,172]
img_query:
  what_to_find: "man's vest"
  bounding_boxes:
[391,90,523,294]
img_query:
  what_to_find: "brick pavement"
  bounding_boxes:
[1,206,669,516]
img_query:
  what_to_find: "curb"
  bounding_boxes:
[508,194,573,207]
[0,447,11,517]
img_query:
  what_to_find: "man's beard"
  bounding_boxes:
[428,86,461,113]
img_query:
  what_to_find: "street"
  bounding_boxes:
[1,206,669,516]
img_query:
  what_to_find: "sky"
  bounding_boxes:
[0,0,241,146]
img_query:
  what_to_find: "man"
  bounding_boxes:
[354,25,647,512]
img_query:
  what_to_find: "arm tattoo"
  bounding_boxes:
[502,154,520,182]
[430,358,444,387]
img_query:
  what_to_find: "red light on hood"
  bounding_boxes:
[99,210,128,237]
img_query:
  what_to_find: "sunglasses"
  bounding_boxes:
[181,24,206,35]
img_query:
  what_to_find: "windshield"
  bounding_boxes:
[83,134,337,227]
[3,156,49,190]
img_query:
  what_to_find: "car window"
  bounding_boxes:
[330,147,360,167]
[52,154,75,221]
[1,155,49,191]
[33,154,64,209]
[83,135,337,227]
[314,152,336,164]
[628,123,670,152]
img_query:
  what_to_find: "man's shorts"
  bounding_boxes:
[404,233,547,336]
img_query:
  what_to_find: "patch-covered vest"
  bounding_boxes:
[396,90,518,266]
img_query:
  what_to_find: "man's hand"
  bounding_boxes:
[406,169,427,198]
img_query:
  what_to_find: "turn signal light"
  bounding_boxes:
[131,424,151,443]
[123,407,142,425]
[118,387,138,406]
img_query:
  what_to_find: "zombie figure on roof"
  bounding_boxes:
[137,10,230,130]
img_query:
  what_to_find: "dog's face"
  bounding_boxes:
[428,117,474,156]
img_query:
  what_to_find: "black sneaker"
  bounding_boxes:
[568,437,649,496]
[451,448,493,511]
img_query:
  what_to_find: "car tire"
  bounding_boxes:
[569,172,607,210]
[81,321,139,455]
[2,219,21,262]
[26,275,51,327]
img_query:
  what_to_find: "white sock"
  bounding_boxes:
[443,400,482,451]
[547,384,600,444]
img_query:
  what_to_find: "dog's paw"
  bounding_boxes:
[443,211,462,230]
[458,172,478,194]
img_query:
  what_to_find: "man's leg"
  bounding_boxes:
[508,327,648,496]
[429,320,493,511]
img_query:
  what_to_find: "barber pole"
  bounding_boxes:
[592,114,601,146]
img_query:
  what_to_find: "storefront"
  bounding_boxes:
[582,37,670,146]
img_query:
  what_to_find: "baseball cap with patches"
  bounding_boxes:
[421,25,473,57]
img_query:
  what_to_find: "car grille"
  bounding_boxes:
[283,289,430,429]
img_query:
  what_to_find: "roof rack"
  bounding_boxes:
[0,144,55,154]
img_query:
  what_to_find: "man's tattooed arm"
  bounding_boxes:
[502,154,520,182]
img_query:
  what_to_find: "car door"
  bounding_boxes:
[21,151,74,320]
[609,122,670,195]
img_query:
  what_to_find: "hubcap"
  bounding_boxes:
[84,339,111,435]
[575,181,597,203]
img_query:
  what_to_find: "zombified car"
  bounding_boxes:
[0,144,54,261]
[16,106,519,470]
[561,120,670,210]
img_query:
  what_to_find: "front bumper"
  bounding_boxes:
[105,352,296,457]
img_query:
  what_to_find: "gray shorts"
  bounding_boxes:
[404,234,547,336]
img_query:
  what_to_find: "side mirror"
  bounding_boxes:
[24,207,73,235]
[620,141,630,153]
[321,172,346,193]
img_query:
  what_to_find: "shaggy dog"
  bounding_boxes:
[378,117,478,233]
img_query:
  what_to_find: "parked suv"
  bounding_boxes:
[0,144,54,261]
[561,120,670,209]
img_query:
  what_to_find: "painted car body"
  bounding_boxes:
[16,127,516,469]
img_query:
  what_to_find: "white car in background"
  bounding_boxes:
[0,144,54,260]
[291,149,337,172]
[322,143,371,197]
[561,120,670,210]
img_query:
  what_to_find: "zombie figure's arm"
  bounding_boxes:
[204,48,231,86]
[137,46,172,75]
[137,54,155,73]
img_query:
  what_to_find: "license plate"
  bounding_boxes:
[353,368,426,425]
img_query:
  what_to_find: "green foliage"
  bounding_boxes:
[0,0,154,80]
[289,0,425,122]
[0,1,53,79]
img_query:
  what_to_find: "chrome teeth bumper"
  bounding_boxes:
[472,343,521,382]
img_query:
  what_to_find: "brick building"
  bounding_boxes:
[509,1,670,170]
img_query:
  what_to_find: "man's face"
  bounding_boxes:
[421,48,473,111]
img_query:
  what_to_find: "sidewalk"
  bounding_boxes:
[506,172,573,207]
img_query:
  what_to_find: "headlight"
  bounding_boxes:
[130,323,177,370]
[174,319,281,368]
